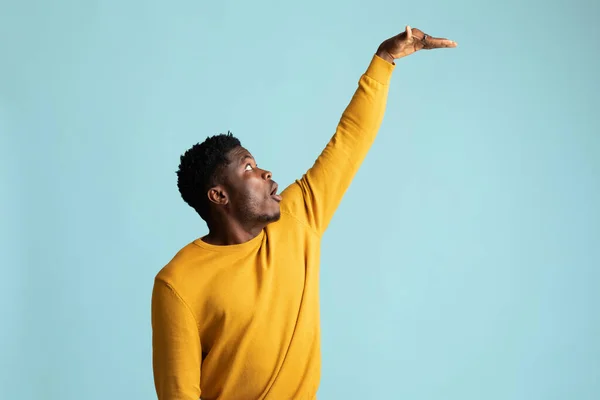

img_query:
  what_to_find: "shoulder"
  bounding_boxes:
[154,241,205,289]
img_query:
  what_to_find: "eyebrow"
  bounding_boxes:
[239,155,255,165]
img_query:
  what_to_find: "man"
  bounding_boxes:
[152,26,457,400]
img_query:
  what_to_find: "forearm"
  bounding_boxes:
[281,54,395,234]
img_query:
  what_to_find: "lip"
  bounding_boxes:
[270,182,282,202]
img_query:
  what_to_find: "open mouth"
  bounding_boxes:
[270,183,282,202]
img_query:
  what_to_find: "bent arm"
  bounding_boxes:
[281,54,395,235]
[152,279,202,400]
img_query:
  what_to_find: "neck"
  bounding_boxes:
[202,216,265,246]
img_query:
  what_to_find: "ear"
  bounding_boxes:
[207,186,228,206]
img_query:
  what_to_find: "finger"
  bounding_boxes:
[405,25,412,41]
[423,36,458,49]
[408,28,457,49]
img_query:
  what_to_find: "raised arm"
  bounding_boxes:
[280,26,457,235]
[152,279,202,400]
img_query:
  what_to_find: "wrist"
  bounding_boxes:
[375,49,394,64]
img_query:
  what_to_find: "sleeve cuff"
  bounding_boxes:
[364,54,395,85]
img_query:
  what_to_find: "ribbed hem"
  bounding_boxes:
[365,54,395,85]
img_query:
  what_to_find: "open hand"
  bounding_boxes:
[376,26,457,63]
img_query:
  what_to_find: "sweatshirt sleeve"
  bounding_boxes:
[280,55,395,235]
[151,279,202,400]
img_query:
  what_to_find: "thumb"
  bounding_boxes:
[405,25,412,40]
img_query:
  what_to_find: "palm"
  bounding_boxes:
[379,26,457,60]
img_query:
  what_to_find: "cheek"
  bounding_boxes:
[234,185,263,207]
[230,177,268,208]
[245,180,267,201]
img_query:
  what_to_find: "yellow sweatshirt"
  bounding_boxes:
[152,55,394,400]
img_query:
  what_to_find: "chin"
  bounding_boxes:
[258,211,281,224]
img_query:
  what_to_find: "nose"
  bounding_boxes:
[262,169,272,180]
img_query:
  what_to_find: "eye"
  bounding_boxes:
[245,163,253,171]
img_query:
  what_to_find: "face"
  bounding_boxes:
[211,146,281,224]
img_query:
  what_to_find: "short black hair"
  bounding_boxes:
[176,131,241,221]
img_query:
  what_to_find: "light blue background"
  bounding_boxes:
[1,0,598,399]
